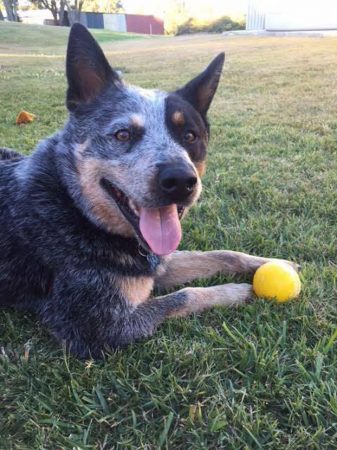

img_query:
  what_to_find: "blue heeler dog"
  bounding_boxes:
[0,24,297,358]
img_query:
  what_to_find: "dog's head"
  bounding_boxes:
[64,24,224,256]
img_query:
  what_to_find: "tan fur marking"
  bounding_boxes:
[118,276,154,306]
[172,111,185,126]
[156,250,298,290]
[195,161,206,177]
[202,131,209,147]
[75,143,134,236]
[197,84,215,114]
[131,114,145,128]
[167,284,252,318]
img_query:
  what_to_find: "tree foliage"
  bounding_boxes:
[66,0,84,25]
[88,0,123,13]
[30,0,60,24]
[176,16,245,35]
[29,0,123,25]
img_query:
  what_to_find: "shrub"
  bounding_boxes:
[176,15,245,35]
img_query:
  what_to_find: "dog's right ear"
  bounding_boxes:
[66,23,121,110]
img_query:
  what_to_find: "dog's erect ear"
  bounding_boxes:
[66,23,121,110]
[175,53,225,117]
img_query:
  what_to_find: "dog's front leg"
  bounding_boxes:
[156,250,298,289]
[38,268,251,358]
[155,282,252,317]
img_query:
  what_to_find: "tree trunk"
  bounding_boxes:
[12,0,18,21]
[51,9,59,25]
[59,0,65,26]
[67,9,75,26]
[78,0,83,16]
[49,0,59,25]
[3,0,14,21]
[65,0,83,25]
[3,0,19,21]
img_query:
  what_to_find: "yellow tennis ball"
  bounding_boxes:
[253,261,301,303]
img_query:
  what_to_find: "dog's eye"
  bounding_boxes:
[184,131,197,144]
[115,129,131,142]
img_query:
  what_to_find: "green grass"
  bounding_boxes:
[1,23,337,449]
[0,21,142,54]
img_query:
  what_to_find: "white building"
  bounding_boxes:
[247,0,337,31]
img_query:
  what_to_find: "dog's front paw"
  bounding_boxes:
[213,282,253,306]
[232,283,254,304]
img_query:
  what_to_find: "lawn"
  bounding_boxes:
[1,22,337,449]
[0,21,142,52]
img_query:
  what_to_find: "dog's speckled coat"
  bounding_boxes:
[0,24,295,358]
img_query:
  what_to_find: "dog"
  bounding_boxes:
[0,24,297,358]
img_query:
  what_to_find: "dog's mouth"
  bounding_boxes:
[101,179,185,256]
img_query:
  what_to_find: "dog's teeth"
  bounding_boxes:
[177,205,185,219]
[128,199,139,217]
[105,180,139,219]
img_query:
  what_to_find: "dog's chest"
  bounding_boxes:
[117,276,154,306]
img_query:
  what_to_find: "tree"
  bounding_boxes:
[164,0,188,34]
[109,0,123,13]
[29,0,123,25]
[101,0,123,13]
[1,0,19,21]
[82,0,123,14]
[65,0,84,25]
[65,0,124,24]
[30,0,82,25]
[30,0,63,24]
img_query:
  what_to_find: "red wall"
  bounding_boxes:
[125,14,164,35]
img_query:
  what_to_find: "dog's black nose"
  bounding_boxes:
[158,165,197,203]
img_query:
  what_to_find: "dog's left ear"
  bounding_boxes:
[175,53,225,117]
[66,23,121,110]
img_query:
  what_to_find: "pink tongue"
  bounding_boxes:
[139,205,182,256]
